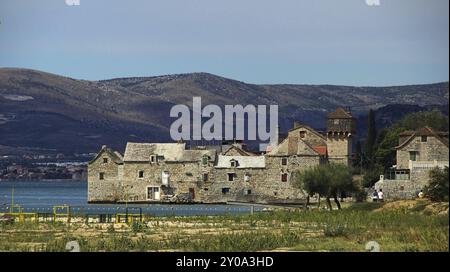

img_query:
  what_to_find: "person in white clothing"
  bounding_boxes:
[377,189,384,202]
[418,190,425,199]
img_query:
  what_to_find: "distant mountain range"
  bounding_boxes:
[0,68,448,155]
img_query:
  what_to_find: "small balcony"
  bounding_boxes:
[409,160,449,170]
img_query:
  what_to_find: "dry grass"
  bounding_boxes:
[0,200,448,252]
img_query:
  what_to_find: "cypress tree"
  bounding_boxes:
[354,140,363,173]
[365,109,377,167]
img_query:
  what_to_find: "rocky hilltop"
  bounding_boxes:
[0,68,448,155]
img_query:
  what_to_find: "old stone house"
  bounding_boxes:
[375,126,449,200]
[88,108,356,204]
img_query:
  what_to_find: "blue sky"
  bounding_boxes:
[0,0,448,86]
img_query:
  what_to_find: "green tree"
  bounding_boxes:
[398,110,449,131]
[353,140,363,174]
[365,109,377,167]
[297,164,356,210]
[363,110,449,188]
[327,164,357,209]
[377,111,448,167]
[362,164,385,188]
[423,167,449,202]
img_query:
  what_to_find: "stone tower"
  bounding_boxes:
[326,108,356,166]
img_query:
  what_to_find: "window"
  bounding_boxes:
[281,158,288,166]
[409,151,418,161]
[103,158,108,164]
[202,156,209,165]
[138,170,144,178]
[334,119,339,125]
[99,172,105,180]
[147,187,160,200]
[281,173,288,182]
[202,173,209,182]
[150,155,157,163]
[162,171,170,186]
[189,188,195,200]
[228,173,235,181]
[299,131,306,138]
[230,160,238,167]
[395,170,410,180]
[222,187,230,194]
[244,189,252,195]
[421,136,428,142]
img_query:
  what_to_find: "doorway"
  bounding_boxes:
[189,188,195,200]
[147,186,160,200]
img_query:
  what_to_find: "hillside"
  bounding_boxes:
[0,68,448,155]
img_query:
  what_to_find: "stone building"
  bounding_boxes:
[375,127,449,200]
[88,108,356,204]
[326,108,356,165]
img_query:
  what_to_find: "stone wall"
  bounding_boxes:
[204,155,320,203]
[120,160,214,202]
[374,134,448,201]
[87,150,122,202]
[397,136,448,169]
[88,150,321,204]
[327,135,352,166]
[374,179,426,200]
[288,126,326,148]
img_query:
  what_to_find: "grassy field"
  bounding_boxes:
[0,200,448,252]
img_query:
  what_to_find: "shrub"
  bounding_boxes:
[297,164,357,209]
[362,164,384,188]
[131,221,146,233]
[324,225,349,237]
[107,224,115,233]
[424,167,449,202]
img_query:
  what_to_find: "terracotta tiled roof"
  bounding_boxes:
[399,127,448,137]
[328,108,353,119]
[398,130,416,136]
[313,146,327,156]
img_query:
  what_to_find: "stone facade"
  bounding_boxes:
[327,136,352,165]
[326,108,356,166]
[88,108,355,204]
[87,146,124,202]
[396,128,449,169]
[374,127,449,200]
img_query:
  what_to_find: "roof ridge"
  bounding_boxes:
[288,124,326,140]
[396,126,449,149]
